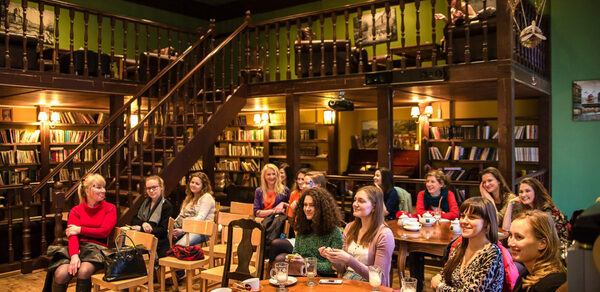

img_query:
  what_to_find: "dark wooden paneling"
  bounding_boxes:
[377,86,393,171]
[285,93,300,173]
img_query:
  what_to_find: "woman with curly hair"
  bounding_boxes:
[320,186,395,287]
[173,172,215,246]
[502,178,569,258]
[272,187,343,276]
[508,210,566,291]
[479,167,517,223]
[253,163,290,218]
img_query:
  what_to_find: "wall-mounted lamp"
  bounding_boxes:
[130,114,139,127]
[253,113,269,126]
[38,110,61,128]
[411,105,434,121]
[38,111,48,123]
[323,110,335,125]
[410,106,420,118]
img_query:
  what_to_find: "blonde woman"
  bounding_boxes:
[253,163,290,218]
[508,210,567,291]
[130,175,173,258]
[47,174,116,292]
[173,172,215,246]
[320,186,395,287]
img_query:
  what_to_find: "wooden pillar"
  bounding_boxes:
[52,182,66,246]
[21,178,32,274]
[327,120,339,175]
[496,0,515,189]
[109,95,124,174]
[286,93,300,173]
[37,106,50,253]
[377,86,394,171]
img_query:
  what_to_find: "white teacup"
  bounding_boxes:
[450,219,461,234]
[242,278,260,291]
[404,221,421,230]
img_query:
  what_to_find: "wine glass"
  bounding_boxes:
[401,277,417,292]
[305,257,318,286]
[368,266,382,291]
[270,262,289,292]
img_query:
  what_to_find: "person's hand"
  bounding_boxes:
[291,253,304,263]
[172,228,184,238]
[142,222,153,233]
[65,225,81,237]
[509,197,521,206]
[318,246,329,258]
[68,254,81,276]
[479,182,493,202]
[431,274,442,289]
[434,13,447,21]
[130,225,141,231]
[324,248,351,265]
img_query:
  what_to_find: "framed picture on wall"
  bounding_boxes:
[1,108,12,121]
[572,79,600,121]
[0,2,55,45]
[353,9,397,45]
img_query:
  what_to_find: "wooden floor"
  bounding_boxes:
[0,265,442,291]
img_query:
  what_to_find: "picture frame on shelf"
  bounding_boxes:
[1,108,12,121]
[572,79,600,121]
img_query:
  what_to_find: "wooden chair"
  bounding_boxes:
[199,219,265,292]
[230,202,254,217]
[91,230,158,292]
[158,218,216,292]
[202,212,250,265]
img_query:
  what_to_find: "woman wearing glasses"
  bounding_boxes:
[130,175,174,258]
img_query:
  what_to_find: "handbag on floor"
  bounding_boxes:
[101,233,147,282]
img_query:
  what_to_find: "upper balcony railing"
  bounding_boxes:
[226,0,548,83]
[0,0,203,81]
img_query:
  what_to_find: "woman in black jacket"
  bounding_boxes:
[130,175,174,258]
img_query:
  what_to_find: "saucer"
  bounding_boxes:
[439,219,450,223]
[421,222,434,227]
[403,225,421,232]
[269,276,297,287]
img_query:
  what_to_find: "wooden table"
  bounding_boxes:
[387,220,459,282]
[258,277,393,292]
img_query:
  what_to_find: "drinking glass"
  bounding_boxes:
[401,277,417,292]
[305,257,318,286]
[433,208,442,223]
[270,262,289,292]
[368,266,382,291]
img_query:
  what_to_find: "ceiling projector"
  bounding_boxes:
[327,91,354,111]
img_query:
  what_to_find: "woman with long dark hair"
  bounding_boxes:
[173,172,215,245]
[502,178,569,258]
[509,210,567,291]
[373,167,399,220]
[431,197,504,291]
[479,167,516,223]
[320,186,395,287]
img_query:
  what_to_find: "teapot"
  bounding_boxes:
[450,219,461,234]
[420,212,435,226]
[397,213,409,226]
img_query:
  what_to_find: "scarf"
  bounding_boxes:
[423,188,450,212]
[136,196,165,225]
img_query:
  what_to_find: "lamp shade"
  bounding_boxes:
[50,112,60,123]
[411,106,420,118]
[424,105,433,116]
[38,111,48,122]
[254,113,261,124]
[323,110,335,124]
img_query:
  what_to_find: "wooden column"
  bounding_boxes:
[496,0,515,189]
[285,93,300,173]
[21,179,32,274]
[377,86,394,171]
[109,95,124,175]
[327,121,339,175]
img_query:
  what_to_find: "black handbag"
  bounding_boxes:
[101,233,147,282]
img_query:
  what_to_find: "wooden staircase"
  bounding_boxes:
[31,18,253,229]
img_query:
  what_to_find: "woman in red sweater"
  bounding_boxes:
[416,169,459,220]
[48,174,117,292]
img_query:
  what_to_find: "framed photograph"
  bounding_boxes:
[360,120,418,149]
[0,2,55,45]
[1,108,12,121]
[573,79,600,121]
[353,9,397,46]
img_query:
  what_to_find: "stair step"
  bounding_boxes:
[118,175,145,181]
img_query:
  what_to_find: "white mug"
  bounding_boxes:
[242,278,260,291]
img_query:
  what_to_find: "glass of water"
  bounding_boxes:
[402,277,417,292]
[433,208,442,223]
[368,266,382,291]
[305,257,318,286]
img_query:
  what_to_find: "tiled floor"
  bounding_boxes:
[0,266,441,291]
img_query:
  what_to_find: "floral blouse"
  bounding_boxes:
[439,243,504,292]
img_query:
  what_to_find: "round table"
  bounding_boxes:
[257,277,393,292]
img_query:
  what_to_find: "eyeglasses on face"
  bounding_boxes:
[146,185,161,191]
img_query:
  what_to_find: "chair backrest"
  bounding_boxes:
[230,202,254,216]
[218,212,251,243]
[124,230,158,278]
[221,219,266,287]
[182,218,217,264]
[168,217,175,248]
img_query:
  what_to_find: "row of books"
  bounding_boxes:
[270,129,286,140]
[0,168,41,185]
[49,148,104,163]
[0,129,40,143]
[50,130,104,143]
[0,150,40,165]
[58,167,88,182]
[215,159,262,172]
[515,147,539,162]
[228,172,260,188]
[220,129,264,141]
[442,167,479,181]
[514,125,538,140]
[429,146,499,161]
[58,112,106,124]
[214,145,264,157]
[430,125,496,140]
[300,129,316,140]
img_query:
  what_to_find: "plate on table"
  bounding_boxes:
[439,219,450,223]
[269,276,297,287]
[403,225,421,232]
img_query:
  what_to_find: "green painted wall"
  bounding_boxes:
[551,0,600,217]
